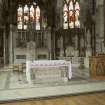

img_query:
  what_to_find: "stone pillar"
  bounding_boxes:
[60,36,64,57]
[9,24,14,64]
[52,30,56,59]
[103,0,105,46]
[56,0,63,29]
[47,29,52,59]
[96,0,104,53]
[84,29,92,68]
[85,29,92,57]
[3,27,6,65]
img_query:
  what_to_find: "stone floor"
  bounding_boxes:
[0,66,104,91]
[0,66,105,101]
[0,66,90,90]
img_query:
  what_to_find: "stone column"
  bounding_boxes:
[60,36,64,57]
[103,0,105,46]
[3,27,6,65]
[47,29,52,59]
[56,0,63,29]
[96,0,104,53]
[9,24,14,64]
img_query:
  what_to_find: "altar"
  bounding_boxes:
[26,60,72,83]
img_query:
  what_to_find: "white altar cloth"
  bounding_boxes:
[26,60,72,83]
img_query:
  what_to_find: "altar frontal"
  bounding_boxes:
[26,60,72,83]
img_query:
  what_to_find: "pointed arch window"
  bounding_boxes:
[30,5,35,22]
[63,0,80,29]
[36,6,41,30]
[17,5,23,30]
[17,2,41,30]
[23,4,29,30]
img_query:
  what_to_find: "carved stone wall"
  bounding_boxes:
[95,0,105,53]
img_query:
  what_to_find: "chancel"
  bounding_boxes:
[0,0,105,102]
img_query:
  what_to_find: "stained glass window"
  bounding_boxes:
[17,5,23,30]
[23,4,29,30]
[30,5,35,22]
[35,6,40,30]
[17,2,41,30]
[63,0,80,29]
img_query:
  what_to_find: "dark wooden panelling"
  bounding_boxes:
[90,54,105,80]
